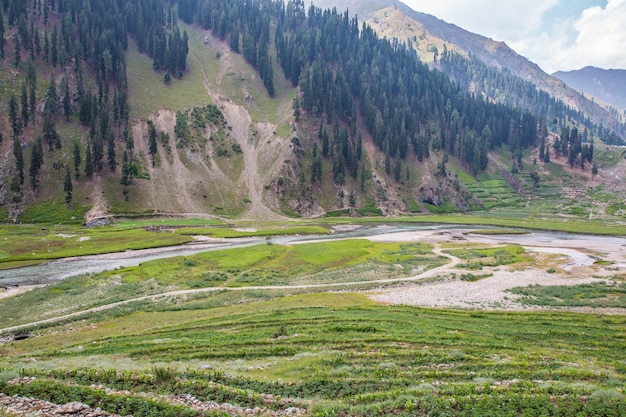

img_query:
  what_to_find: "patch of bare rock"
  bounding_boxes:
[0,393,120,417]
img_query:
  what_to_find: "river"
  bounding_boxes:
[2,223,625,287]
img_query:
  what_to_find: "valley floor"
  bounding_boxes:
[366,227,626,314]
[1,225,624,328]
[1,223,624,417]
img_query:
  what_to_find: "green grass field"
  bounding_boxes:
[1,292,624,416]
[0,238,445,329]
[0,224,192,266]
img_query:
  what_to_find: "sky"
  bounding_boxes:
[400,0,626,73]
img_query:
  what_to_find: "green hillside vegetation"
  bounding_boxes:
[1,290,624,416]
[2,0,625,221]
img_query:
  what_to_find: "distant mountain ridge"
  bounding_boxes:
[553,67,626,112]
[313,0,549,82]
[312,0,624,136]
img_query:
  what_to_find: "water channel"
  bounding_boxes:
[2,223,625,287]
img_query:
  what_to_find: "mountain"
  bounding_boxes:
[553,67,626,112]
[1,0,626,225]
[312,0,624,137]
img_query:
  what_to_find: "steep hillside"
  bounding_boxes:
[312,0,625,138]
[123,31,295,221]
[553,66,626,112]
[2,0,626,224]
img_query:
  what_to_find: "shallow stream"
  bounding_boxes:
[2,224,624,286]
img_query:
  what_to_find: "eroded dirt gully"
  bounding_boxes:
[207,41,291,220]
[120,35,293,219]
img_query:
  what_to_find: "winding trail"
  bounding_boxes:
[0,245,459,335]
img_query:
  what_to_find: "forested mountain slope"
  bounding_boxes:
[0,0,625,223]
[313,0,626,142]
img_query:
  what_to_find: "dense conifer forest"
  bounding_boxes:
[1,0,624,216]
[1,0,190,205]
[177,0,545,178]
[439,49,626,145]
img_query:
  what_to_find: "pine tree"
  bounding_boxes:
[120,150,131,186]
[64,165,73,206]
[13,35,20,67]
[230,29,239,53]
[29,137,44,191]
[61,73,71,120]
[45,73,58,116]
[13,137,24,187]
[93,134,103,171]
[43,0,49,25]
[124,124,134,150]
[21,82,29,127]
[43,31,49,62]
[34,27,40,56]
[42,117,53,150]
[0,11,4,58]
[27,18,35,60]
[8,94,21,137]
[51,26,58,67]
[27,61,37,119]
[394,158,402,182]
[84,142,93,178]
[73,141,81,179]
[147,119,157,164]
[107,132,116,172]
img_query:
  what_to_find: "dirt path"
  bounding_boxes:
[0,244,460,335]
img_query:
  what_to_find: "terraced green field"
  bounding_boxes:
[466,179,523,209]
[1,293,624,416]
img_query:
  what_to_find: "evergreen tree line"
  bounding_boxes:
[3,0,190,201]
[125,0,189,78]
[439,49,625,145]
[276,2,539,178]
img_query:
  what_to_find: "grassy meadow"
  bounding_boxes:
[1,219,625,416]
[0,224,193,268]
[0,238,445,329]
[1,292,624,416]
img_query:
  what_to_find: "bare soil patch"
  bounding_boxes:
[367,228,626,313]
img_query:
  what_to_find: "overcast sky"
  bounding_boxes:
[400,0,626,73]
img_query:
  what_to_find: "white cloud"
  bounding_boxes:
[563,0,626,70]
[401,0,559,41]
[401,0,626,73]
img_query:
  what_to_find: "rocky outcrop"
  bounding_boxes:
[0,393,123,417]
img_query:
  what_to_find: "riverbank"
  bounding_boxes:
[0,285,44,300]
[1,224,624,336]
